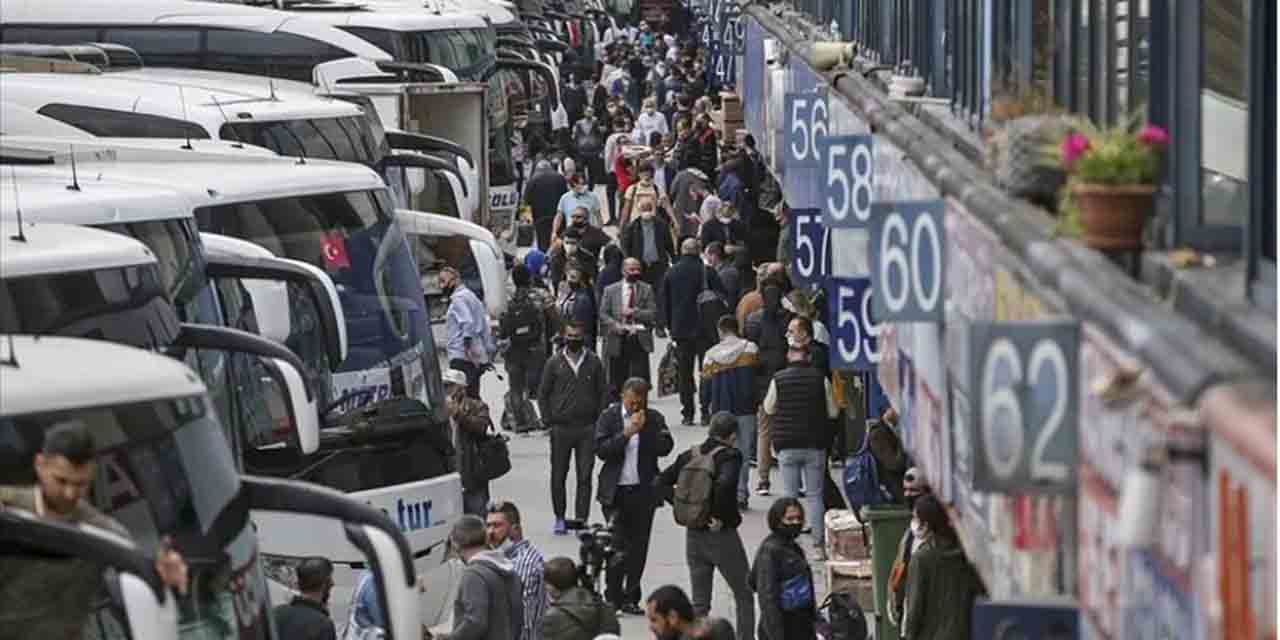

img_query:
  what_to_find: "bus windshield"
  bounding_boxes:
[220,115,387,168]
[0,263,181,349]
[0,396,273,640]
[194,189,444,418]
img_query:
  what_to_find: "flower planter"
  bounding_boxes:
[1072,183,1155,250]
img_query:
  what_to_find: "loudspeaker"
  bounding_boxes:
[809,42,854,71]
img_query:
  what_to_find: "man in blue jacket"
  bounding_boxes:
[701,315,759,509]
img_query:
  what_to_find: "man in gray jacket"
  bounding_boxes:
[433,515,525,640]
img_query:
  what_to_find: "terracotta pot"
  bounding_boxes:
[1072,183,1155,250]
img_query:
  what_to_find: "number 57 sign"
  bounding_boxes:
[968,321,1080,494]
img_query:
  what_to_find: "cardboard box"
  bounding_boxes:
[825,509,870,562]
[825,560,875,611]
[719,91,743,121]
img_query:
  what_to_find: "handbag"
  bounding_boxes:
[780,573,814,611]
[476,425,512,480]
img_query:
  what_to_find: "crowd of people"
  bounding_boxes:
[430,3,985,640]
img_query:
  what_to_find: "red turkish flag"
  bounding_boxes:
[321,231,351,270]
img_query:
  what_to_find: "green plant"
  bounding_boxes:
[1057,111,1170,185]
[1052,178,1084,238]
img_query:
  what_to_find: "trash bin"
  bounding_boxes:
[860,504,911,640]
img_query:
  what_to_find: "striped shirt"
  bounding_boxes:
[507,539,546,640]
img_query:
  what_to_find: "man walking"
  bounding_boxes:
[442,266,497,398]
[595,378,674,614]
[599,257,658,400]
[702,316,759,509]
[487,501,546,640]
[621,200,676,297]
[498,265,553,432]
[446,369,497,516]
[538,321,608,533]
[655,412,756,640]
[434,515,524,640]
[0,423,189,639]
[272,557,337,640]
[661,238,724,426]
[762,323,840,559]
[525,159,570,250]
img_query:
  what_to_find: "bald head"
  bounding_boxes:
[680,238,701,256]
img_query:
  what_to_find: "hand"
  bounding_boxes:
[155,536,189,596]
[655,327,668,339]
[624,410,645,438]
[709,518,723,531]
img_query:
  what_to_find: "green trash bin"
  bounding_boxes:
[861,505,911,640]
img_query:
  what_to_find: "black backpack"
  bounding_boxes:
[820,591,869,640]
[501,290,544,351]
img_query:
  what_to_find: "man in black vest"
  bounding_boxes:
[761,317,840,560]
[594,377,675,614]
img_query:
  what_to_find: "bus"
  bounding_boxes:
[0,136,463,626]
[0,0,544,241]
[0,333,419,640]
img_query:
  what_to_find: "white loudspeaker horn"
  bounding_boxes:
[809,42,854,71]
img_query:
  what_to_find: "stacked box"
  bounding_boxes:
[824,509,870,561]
[711,110,745,139]
[825,559,875,611]
[719,91,743,121]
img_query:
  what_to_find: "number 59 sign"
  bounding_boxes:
[968,322,1080,494]
[825,277,880,371]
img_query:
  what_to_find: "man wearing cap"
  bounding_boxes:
[887,468,931,633]
[444,368,497,515]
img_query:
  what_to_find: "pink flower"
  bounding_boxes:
[1061,133,1091,171]
[1137,125,1170,147]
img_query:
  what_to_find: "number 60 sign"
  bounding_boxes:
[967,321,1080,494]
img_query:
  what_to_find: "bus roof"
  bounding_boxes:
[0,334,207,416]
[3,136,388,207]
[273,5,489,31]
[0,72,365,138]
[0,219,157,278]
[0,167,195,226]
[0,0,393,60]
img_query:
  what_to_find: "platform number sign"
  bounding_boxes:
[818,135,874,228]
[968,322,1079,494]
[868,200,945,322]
[826,277,881,371]
[791,208,831,287]
[784,92,828,169]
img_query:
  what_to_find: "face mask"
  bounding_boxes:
[910,517,927,539]
[718,211,733,221]
[564,243,579,254]
[778,523,803,540]
[441,283,456,297]
[787,336,805,349]
[574,186,587,195]
[624,272,641,282]
[572,220,588,230]
[607,106,618,114]
[641,177,653,186]
[641,210,656,221]
[565,337,585,352]
[645,107,656,114]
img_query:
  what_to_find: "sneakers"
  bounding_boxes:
[681,417,695,427]
[699,414,711,426]
[755,482,771,496]
[738,498,749,511]
[553,519,567,536]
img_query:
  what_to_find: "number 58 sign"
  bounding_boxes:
[968,322,1079,494]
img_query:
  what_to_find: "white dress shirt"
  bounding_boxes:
[618,407,641,486]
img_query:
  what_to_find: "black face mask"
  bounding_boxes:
[572,221,588,231]
[565,337,585,352]
[624,273,641,283]
[777,523,803,540]
[442,284,456,297]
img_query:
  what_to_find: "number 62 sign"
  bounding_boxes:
[968,321,1080,494]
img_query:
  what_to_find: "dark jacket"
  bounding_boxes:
[621,217,675,267]
[699,217,748,251]
[557,286,598,346]
[272,597,336,640]
[595,263,623,303]
[655,438,744,529]
[750,533,817,640]
[445,550,525,640]
[769,366,830,451]
[660,255,725,340]
[902,540,986,640]
[525,169,569,221]
[537,349,608,428]
[701,336,758,416]
[717,263,742,312]
[541,586,621,640]
[594,403,675,507]
[454,396,495,491]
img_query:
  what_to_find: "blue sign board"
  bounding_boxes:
[868,200,946,322]
[742,18,764,140]
[967,321,1080,494]
[972,599,1079,639]
[790,208,831,287]
[817,134,874,228]
[783,91,828,169]
[825,277,881,371]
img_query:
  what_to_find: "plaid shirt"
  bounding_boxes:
[506,539,546,640]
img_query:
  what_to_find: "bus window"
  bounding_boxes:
[1,27,101,45]
[204,29,348,83]
[37,103,210,139]
[99,28,201,67]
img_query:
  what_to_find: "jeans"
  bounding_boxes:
[505,351,546,402]
[777,448,826,545]
[550,425,595,522]
[687,528,755,640]
[463,484,490,517]
[735,414,757,502]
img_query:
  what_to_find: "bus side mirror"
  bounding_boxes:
[241,475,419,640]
[258,356,320,455]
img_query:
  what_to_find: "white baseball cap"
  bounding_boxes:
[443,369,468,387]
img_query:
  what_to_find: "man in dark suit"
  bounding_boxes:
[599,258,659,401]
[660,238,725,426]
[594,377,675,615]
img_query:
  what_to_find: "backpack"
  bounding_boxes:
[842,426,894,520]
[820,591,869,640]
[501,290,544,351]
[697,266,729,344]
[672,445,725,528]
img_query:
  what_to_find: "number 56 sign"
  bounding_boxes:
[968,321,1080,494]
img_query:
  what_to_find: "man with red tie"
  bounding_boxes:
[599,258,659,402]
